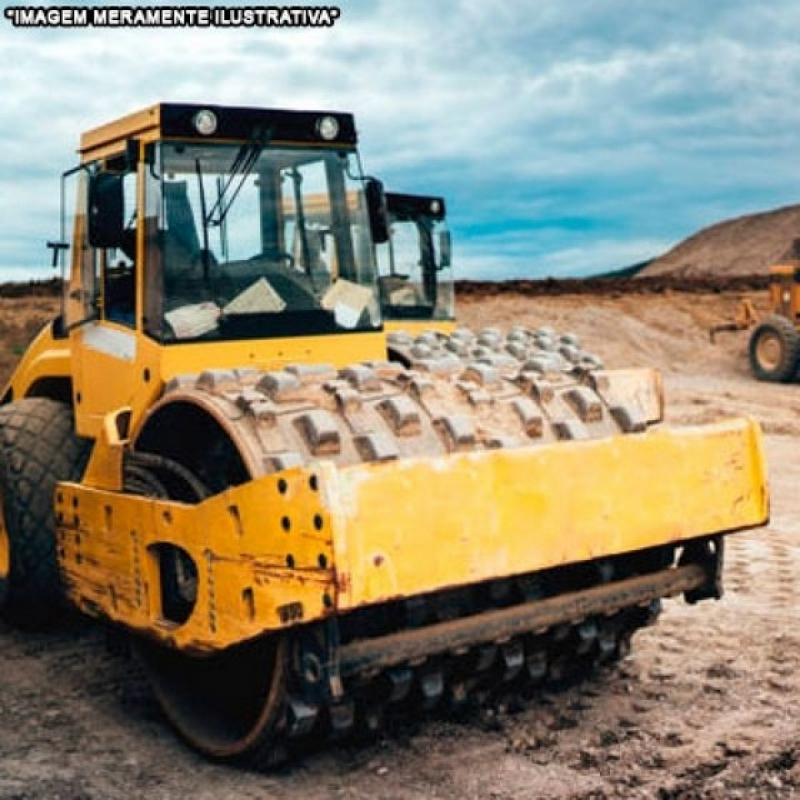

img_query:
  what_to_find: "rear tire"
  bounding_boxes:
[748,314,800,382]
[0,398,90,628]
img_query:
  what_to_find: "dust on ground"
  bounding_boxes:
[0,288,798,799]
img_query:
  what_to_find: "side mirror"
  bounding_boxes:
[88,172,124,249]
[365,179,389,245]
[438,230,452,269]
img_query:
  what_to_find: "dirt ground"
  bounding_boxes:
[0,288,798,799]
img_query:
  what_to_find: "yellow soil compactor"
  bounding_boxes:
[0,104,768,766]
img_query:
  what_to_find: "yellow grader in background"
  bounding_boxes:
[746,264,800,381]
[0,103,768,767]
[711,263,800,381]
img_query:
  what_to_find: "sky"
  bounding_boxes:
[2,0,800,283]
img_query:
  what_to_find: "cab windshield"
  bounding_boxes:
[144,142,380,341]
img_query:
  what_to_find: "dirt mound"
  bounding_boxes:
[641,203,800,278]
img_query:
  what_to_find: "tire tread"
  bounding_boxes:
[0,398,90,627]
[748,314,800,382]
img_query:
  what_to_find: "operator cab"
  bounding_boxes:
[59,104,387,343]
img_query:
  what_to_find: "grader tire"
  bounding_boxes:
[748,315,800,383]
[0,398,90,629]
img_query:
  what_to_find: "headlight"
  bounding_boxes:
[193,109,218,136]
[317,115,339,141]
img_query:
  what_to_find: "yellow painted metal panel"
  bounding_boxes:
[57,468,334,652]
[157,329,387,377]
[324,417,768,609]
[3,322,71,401]
[70,324,387,445]
[80,104,161,160]
[71,323,162,445]
[57,416,768,652]
[383,320,457,335]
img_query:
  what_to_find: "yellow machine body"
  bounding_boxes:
[6,317,386,449]
[56,416,766,653]
[3,101,770,647]
[0,102,771,765]
[766,263,800,321]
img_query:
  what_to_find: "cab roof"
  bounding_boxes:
[80,102,357,162]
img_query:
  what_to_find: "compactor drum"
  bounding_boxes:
[0,104,769,767]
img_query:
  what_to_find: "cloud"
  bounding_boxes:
[2,0,800,280]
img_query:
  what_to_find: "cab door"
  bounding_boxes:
[68,162,150,441]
